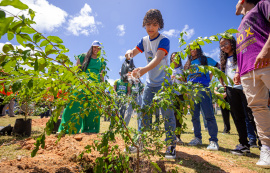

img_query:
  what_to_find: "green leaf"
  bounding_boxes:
[34,56,38,71]
[16,35,25,47]
[0,0,28,10]
[47,36,63,43]
[0,10,5,19]
[151,162,162,172]
[12,81,21,92]
[21,27,35,34]
[7,32,14,41]
[28,79,33,88]
[28,9,35,20]
[0,17,14,39]
[40,40,49,47]
[226,29,239,34]
[33,33,42,43]
[45,44,53,53]
[2,44,14,53]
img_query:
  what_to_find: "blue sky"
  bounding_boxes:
[0,0,243,85]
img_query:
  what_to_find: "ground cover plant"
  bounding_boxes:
[0,0,268,172]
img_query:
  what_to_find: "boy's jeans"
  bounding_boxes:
[137,85,176,145]
[124,95,142,126]
[191,88,218,142]
[241,66,270,146]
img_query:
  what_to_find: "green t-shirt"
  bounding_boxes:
[131,83,144,96]
[79,54,105,82]
[114,79,131,96]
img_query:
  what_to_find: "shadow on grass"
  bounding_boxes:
[154,150,227,173]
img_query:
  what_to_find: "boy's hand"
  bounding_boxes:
[125,50,133,60]
[171,75,176,79]
[128,67,147,78]
[254,47,270,69]
[233,73,241,85]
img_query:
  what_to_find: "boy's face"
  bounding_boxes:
[145,20,160,39]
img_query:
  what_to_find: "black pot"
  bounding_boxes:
[13,118,32,137]
[52,119,61,134]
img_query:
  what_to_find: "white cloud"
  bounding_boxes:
[162,25,195,40]
[162,29,180,37]
[24,0,67,32]
[67,3,101,36]
[205,48,220,62]
[118,55,125,61]
[1,0,67,32]
[116,24,125,36]
[107,79,115,86]
[182,25,195,40]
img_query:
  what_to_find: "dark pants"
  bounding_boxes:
[220,97,231,133]
[226,87,249,146]
[0,98,5,116]
[174,95,184,139]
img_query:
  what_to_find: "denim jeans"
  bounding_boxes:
[200,107,208,129]
[138,85,176,145]
[124,94,142,126]
[191,88,218,142]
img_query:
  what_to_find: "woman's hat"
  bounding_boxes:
[92,40,101,47]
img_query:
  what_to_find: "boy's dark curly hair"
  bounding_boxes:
[246,0,261,5]
[143,9,164,30]
[184,45,208,70]
[219,37,237,72]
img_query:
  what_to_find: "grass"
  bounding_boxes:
[0,113,270,172]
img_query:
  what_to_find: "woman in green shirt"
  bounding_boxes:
[58,41,105,134]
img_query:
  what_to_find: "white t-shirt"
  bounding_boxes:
[136,34,170,87]
[225,56,242,90]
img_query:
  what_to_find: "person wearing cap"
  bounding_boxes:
[58,40,106,134]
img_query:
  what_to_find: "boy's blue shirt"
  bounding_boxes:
[187,57,217,87]
[136,33,171,87]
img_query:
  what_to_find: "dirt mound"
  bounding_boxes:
[0,133,125,173]
[32,118,50,127]
[0,134,257,173]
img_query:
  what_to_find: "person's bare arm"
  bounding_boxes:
[233,66,241,85]
[125,48,141,60]
[236,0,244,15]
[130,50,165,78]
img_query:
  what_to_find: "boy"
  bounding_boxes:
[234,0,270,168]
[125,9,177,159]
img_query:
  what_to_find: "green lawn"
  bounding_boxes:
[0,112,269,172]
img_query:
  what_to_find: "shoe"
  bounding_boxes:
[165,146,176,159]
[231,144,250,156]
[204,128,208,131]
[256,147,270,168]
[176,137,184,145]
[207,141,219,151]
[222,131,230,134]
[249,141,259,148]
[124,142,143,153]
[192,127,194,131]
[188,137,202,146]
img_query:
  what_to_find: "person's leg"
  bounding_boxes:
[200,107,208,130]
[191,97,202,140]
[138,85,154,133]
[200,89,218,142]
[174,95,183,139]
[220,97,231,133]
[124,102,133,126]
[241,67,270,167]
[226,87,249,146]
[2,104,8,116]
[241,67,270,147]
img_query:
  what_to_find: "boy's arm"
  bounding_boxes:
[131,50,165,78]
[125,48,141,60]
